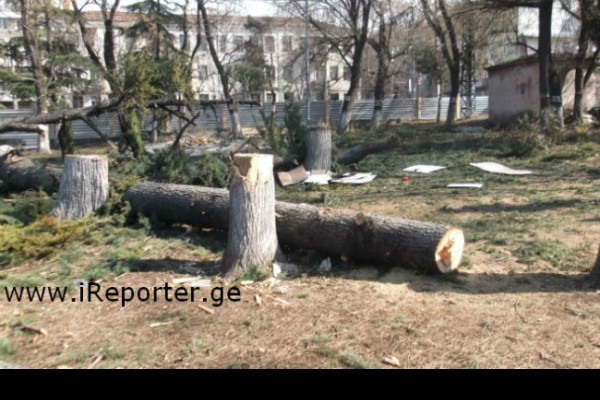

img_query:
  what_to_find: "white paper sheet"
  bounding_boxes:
[403,165,447,173]
[470,162,532,175]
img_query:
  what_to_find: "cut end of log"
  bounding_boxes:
[434,228,465,273]
[233,153,273,191]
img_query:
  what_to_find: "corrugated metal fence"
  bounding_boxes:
[0,96,489,150]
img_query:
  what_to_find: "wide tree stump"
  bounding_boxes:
[221,154,278,278]
[304,125,332,172]
[49,155,109,222]
[126,182,464,273]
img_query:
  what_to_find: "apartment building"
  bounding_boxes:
[0,4,351,109]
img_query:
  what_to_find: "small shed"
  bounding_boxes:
[486,54,599,124]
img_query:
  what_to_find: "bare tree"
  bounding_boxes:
[368,0,415,129]
[197,0,243,138]
[283,0,373,134]
[419,0,462,127]
[560,0,600,123]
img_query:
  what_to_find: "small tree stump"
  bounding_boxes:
[221,154,278,278]
[304,125,332,172]
[50,155,109,222]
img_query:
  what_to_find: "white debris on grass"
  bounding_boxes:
[447,183,484,189]
[470,162,533,175]
[330,172,377,184]
[403,165,447,173]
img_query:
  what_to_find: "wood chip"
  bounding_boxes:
[382,355,401,367]
[150,321,175,328]
[254,294,262,306]
[17,326,48,336]
[197,304,215,315]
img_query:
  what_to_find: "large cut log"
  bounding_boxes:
[49,155,109,221]
[222,154,278,278]
[125,182,464,273]
[337,136,401,165]
[0,149,61,193]
[305,125,333,172]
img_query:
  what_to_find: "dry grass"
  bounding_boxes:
[1,125,600,369]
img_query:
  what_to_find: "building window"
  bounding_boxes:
[0,19,8,30]
[233,35,244,52]
[343,66,351,80]
[199,94,210,101]
[329,65,339,81]
[250,93,261,103]
[264,36,275,53]
[72,94,84,108]
[219,35,227,52]
[266,93,276,103]
[284,92,294,101]
[90,95,100,106]
[330,93,340,101]
[199,64,208,80]
[282,36,292,52]
[89,69,98,80]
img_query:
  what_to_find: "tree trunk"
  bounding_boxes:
[0,151,61,193]
[573,66,585,124]
[590,244,600,288]
[539,0,552,129]
[337,136,400,165]
[221,154,278,279]
[228,102,242,138]
[304,125,332,172]
[58,119,75,160]
[446,66,460,128]
[49,155,109,222]
[125,182,465,274]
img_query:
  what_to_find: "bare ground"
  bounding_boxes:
[1,126,600,369]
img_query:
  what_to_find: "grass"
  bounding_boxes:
[2,126,600,368]
[513,240,583,271]
[0,338,17,360]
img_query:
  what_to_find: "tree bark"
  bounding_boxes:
[337,136,400,165]
[590,244,600,288]
[304,125,333,172]
[221,154,278,278]
[539,0,552,129]
[49,155,109,222]
[0,151,61,193]
[125,182,465,273]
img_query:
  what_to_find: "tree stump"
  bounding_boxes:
[221,154,278,278]
[304,125,332,172]
[49,155,109,222]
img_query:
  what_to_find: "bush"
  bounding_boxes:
[144,147,229,188]
[502,116,544,157]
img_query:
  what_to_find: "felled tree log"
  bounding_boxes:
[337,136,401,165]
[0,149,62,193]
[125,182,464,273]
[222,154,278,278]
[49,155,109,221]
